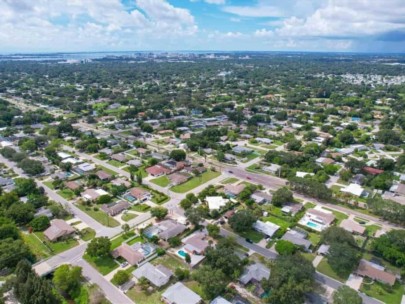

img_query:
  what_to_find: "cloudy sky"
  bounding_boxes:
[1,0,404,53]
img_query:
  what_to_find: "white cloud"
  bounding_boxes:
[254,29,274,38]
[204,0,226,4]
[223,3,284,18]
[0,0,198,51]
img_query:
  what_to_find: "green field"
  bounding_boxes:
[131,204,150,212]
[79,228,96,241]
[43,181,55,189]
[57,189,76,200]
[126,287,163,304]
[121,213,137,222]
[361,280,404,304]
[111,232,136,250]
[171,170,221,193]
[77,204,120,227]
[22,233,51,260]
[221,177,239,184]
[150,175,170,187]
[151,254,186,272]
[262,215,291,229]
[238,229,263,243]
[107,160,125,168]
[83,253,119,275]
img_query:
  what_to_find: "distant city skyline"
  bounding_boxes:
[1,0,404,53]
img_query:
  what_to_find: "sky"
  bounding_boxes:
[1,0,404,53]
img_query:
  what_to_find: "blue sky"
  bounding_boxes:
[0,0,404,53]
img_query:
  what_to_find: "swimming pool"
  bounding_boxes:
[306,221,319,229]
[177,250,187,259]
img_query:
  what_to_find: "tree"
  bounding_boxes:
[6,203,35,225]
[372,229,405,267]
[136,172,143,185]
[0,217,20,240]
[333,286,362,304]
[87,237,111,257]
[267,254,315,304]
[229,210,256,233]
[111,270,130,286]
[287,139,302,151]
[275,240,297,255]
[122,224,130,235]
[175,267,190,280]
[272,187,293,207]
[338,131,355,145]
[180,198,192,210]
[185,207,206,227]
[169,236,181,247]
[193,266,227,299]
[169,149,186,161]
[377,158,395,171]
[151,206,168,220]
[376,129,402,145]
[14,178,38,197]
[328,243,361,277]
[207,223,220,238]
[12,260,60,304]
[185,253,191,264]
[53,264,82,298]
[97,194,112,205]
[29,216,50,231]
[18,158,45,175]
[321,227,357,247]
[138,277,149,290]
[0,238,34,270]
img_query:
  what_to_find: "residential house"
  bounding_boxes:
[81,188,109,201]
[146,165,171,177]
[96,170,112,181]
[182,232,210,255]
[112,242,156,266]
[232,146,253,155]
[0,177,13,187]
[206,196,229,210]
[110,178,131,188]
[315,157,335,166]
[144,219,187,241]
[133,262,173,287]
[317,244,330,256]
[128,187,152,202]
[256,138,272,145]
[224,184,245,197]
[64,181,81,191]
[34,207,53,218]
[281,230,312,251]
[262,164,281,175]
[127,159,142,167]
[168,172,190,186]
[363,167,384,176]
[341,183,366,197]
[281,203,303,216]
[161,282,202,304]
[151,152,168,161]
[74,162,96,175]
[356,260,396,286]
[111,153,127,163]
[299,209,336,232]
[340,219,366,235]
[251,191,272,204]
[239,263,271,297]
[101,201,130,216]
[57,152,71,160]
[211,297,232,304]
[43,219,75,242]
[253,220,280,238]
[395,184,405,196]
[296,171,314,178]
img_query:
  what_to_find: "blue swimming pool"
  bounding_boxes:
[306,221,319,229]
[177,250,187,258]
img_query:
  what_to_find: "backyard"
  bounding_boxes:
[83,253,119,275]
[360,280,404,304]
[316,258,349,283]
[150,175,170,187]
[57,189,76,200]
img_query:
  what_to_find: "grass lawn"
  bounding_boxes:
[29,232,78,256]
[304,202,316,209]
[57,189,76,200]
[354,217,369,224]
[241,153,259,163]
[123,166,148,178]
[79,228,96,241]
[111,232,136,250]
[127,236,144,246]
[171,170,221,193]
[221,177,239,184]
[43,181,55,189]
[131,204,150,212]
[238,229,263,243]
[307,232,321,246]
[77,204,120,227]
[121,213,137,222]
[126,287,163,304]
[107,160,125,168]
[365,224,381,237]
[302,252,316,262]
[83,253,119,275]
[262,215,291,229]
[316,259,349,283]
[151,254,185,272]
[150,189,170,205]
[361,280,404,304]
[150,176,170,187]
[184,280,207,300]
[22,233,51,260]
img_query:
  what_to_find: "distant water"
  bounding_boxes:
[0,51,143,61]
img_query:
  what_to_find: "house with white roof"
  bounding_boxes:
[162,282,202,304]
[341,183,366,197]
[253,220,280,238]
[206,196,229,210]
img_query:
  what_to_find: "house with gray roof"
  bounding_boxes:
[281,230,312,251]
[239,263,271,285]
[162,282,202,304]
[132,262,173,287]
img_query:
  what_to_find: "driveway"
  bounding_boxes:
[346,274,364,291]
